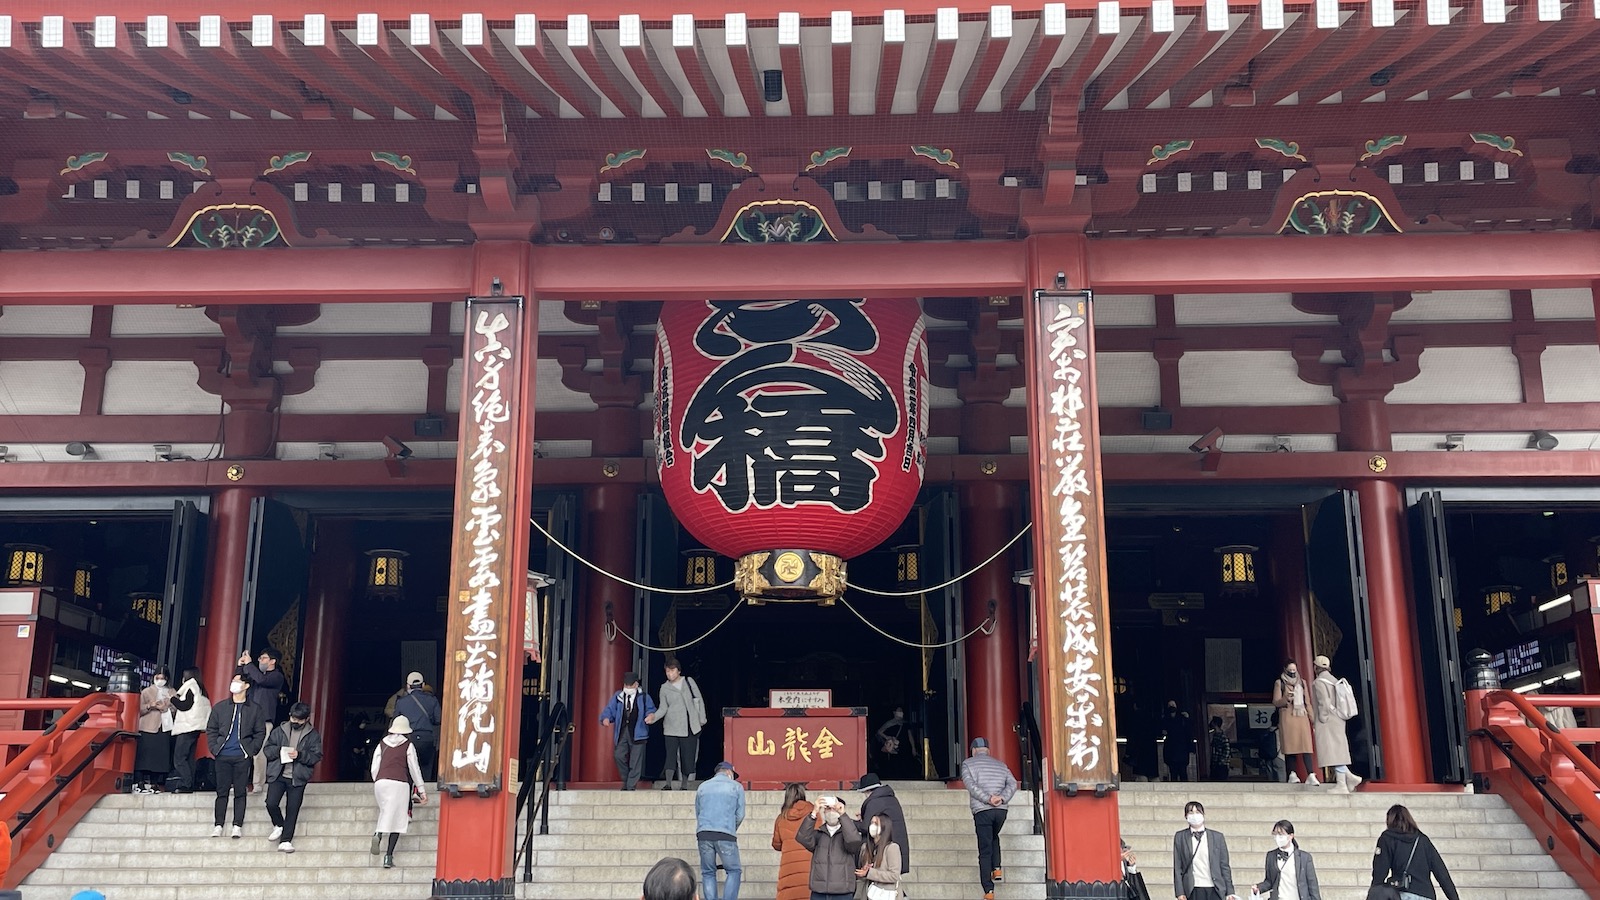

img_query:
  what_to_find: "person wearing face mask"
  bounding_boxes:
[856,773,911,875]
[1172,801,1238,900]
[1272,661,1317,785]
[796,795,864,900]
[262,701,323,854]
[853,814,903,900]
[1309,656,1361,792]
[601,671,657,791]
[204,673,267,838]
[1250,820,1320,900]
[168,667,211,793]
[236,647,288,793]
[133,666,175,794]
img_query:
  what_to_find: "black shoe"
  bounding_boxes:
[383,852,395,869]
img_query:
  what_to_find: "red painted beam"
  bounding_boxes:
[0,4,1185,22]
[875,38,905,114]
[1087,232,1600,291]
[0,246,476,303]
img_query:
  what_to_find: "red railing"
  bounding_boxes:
[0,693,136,890]
[1467,688,1600,896]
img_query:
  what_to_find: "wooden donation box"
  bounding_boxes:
[724,706,867,789]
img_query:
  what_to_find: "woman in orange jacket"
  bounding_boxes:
[771,782,816,900]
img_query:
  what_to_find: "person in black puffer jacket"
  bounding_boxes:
[856,773,911,874]
[1370,804,1460,900]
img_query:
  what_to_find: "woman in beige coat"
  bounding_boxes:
[1273,660,1317,785]
[1311,655,1363,792]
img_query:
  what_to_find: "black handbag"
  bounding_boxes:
[1122,869,1152,900]
[1366,837,1419,900]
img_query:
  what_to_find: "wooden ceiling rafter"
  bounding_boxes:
[1083,21,1170,109]
[4,19,224,120]
[358,25,477,120]
[957,21,1013,110]
[569,31,650,116]
[875,36,904,114]
[256,28,402,122]
[452,32,564,119]
[123,19,291,118]
[1121,17,1236,110]
[672,38,726,116]
[1237,15,1349,103]
[519,28,606,117]
[307,25,441,120]
[1430,18,1599,101]
[407,21,501,112]
[830,41,852,116]
[778,40,808,115]
[916,27,958,114]
[1305,12,1506,107]
[622,38,689,117]
[1488,24,1600,96]
[723,41,767,116]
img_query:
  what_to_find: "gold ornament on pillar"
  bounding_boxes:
[1545,554,1570,592]
[1215,544,1258,597]
[365,549,408,599]
[5,544,50,587]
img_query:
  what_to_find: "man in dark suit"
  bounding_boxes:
[1171,800,1238,900]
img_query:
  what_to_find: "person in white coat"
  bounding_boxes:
[370,715,427,869]
[168,667,211,793]
[1310,656,1362,792]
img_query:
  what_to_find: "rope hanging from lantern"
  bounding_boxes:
[836,595,995,649]
[604,599,748,653]
[843,523,1034,598]
[530,516,736,595]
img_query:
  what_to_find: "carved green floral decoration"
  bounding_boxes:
[706,149,752,172]
[1359,135,1407,161]
[167,151,211,175]
[804,147,852,172]
[732,207,829,243]
[599,149,646,173]
[59,152,109,175]
[1147,140,1194,166]
[177,204,285,249]
[1255,138,1306,161]
[1282,191,1400,236]
[1468,133,1524,157]
[263,151,313,175]
[372,151,417,175]
[911,145,960,168]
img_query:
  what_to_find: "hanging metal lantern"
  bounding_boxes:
[5,544,49,587]
[1545,554,1570,591]
[1482,584,1519,617]
[129,591,163,625]
[654,299,929,604]
[1215,545,1259,597]
[73,562,96,603]
[365,549,408,598]
[683,549,721,588]
[894,545,921,587]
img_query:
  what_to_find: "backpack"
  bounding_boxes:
[1333,677,1359,720]
[1257,727,1278,760]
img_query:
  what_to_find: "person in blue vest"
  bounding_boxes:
[601,671,657,791]
[391,672,442,781]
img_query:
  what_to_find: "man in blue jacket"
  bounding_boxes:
[694,760,745,900]
[600,671,656,791]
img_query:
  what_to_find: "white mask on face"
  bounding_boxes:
[1274,834,1292,849]
[1186,813,1205,828]
[869,823,881,838]
[153,678,167,687]
[823,811,842,826]
[230,681,245,695]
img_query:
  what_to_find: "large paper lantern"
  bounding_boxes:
[655,299,929,602]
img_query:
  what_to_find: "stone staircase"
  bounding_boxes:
[1118,782,1586,900]
[16,780,1583,900]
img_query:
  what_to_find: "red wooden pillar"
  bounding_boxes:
[1356,478,1430,784]
[1023,233,1123,895]
[433,241,537,900]
[300,520,356,782]
[574,482,639,783]
[1271,513,1318,775]
[961,480,1023,774]
[198,487,261,700]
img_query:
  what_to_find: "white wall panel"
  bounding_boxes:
[1392,432,1600,451]
[102,361,215,414]
[1095,294,1157,327]
[1532,288,1595,321]
[1099,434,1206,453]
[1543,345,1600,403]
[1096,352,1160,407]
[278,302,432,334]
[1174,292,1332,325]
[280,360,429,413]
[0,360,85,414]
[0,305,93,335]
[1179,350,1338,406]
[1390,290,1512,322]
[1387,347,1521,404]
[110,306,220,336]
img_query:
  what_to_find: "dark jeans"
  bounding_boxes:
[213,756,250,826]
[614,738,646,789]
[413,735,437,782]
[664,733,698,784]
[974,807,1008,892]
[264,779,305,841]
[1165,752,1191,781]
[172,732,200,790]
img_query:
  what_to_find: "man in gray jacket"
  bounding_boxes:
[959,737,1018,900]
[795,795,864,900]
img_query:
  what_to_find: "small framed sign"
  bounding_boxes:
[769,689,832,709]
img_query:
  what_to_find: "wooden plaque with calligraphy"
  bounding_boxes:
[1024,289,1119,790]
[725,707,866,789]
[437,296,528,795]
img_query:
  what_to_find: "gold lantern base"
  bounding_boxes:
[735,550,846,605]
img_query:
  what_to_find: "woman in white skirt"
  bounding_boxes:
[370,714,428,869]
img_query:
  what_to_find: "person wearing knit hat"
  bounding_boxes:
[1311,655,1363,792]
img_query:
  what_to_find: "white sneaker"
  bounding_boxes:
[268,826,284,841]
[1288,772,1301,784]
[211,825,223,838]
[230,825,243,839]
[1306,773,1321,786]
[278,842,296,853]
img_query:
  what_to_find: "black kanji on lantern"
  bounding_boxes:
[682,300,899,514]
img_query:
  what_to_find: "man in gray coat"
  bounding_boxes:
[959,737,1017,900]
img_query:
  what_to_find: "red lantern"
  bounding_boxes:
[655,299,929,601]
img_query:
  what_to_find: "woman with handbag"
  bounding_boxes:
[1249,820,1320,900]
[1368,805,1459,900]
[854,813,905,900]
[1273,661,1317,785]
[133,666,175,794]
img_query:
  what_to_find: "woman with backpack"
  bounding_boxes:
[1370,805,1459,900]
[1311,656,1363,792]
